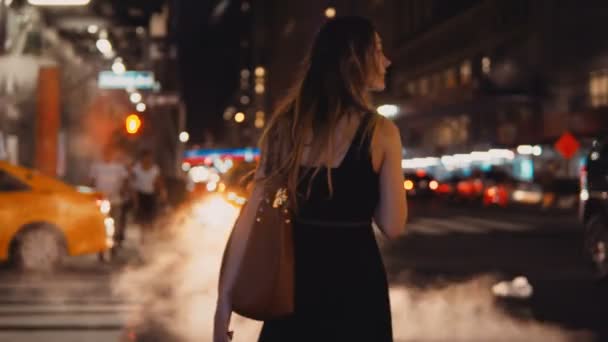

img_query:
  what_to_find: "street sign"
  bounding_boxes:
[98,71,155,90]
[554,132,580,159]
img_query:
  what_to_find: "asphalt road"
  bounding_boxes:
[383,199,607,341]
[0,199,605,341]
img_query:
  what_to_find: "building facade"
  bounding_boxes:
[242,0,607,178]
[364,0,608,177]
[366,0,608,155]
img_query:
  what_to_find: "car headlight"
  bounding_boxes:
[104,217,115,238]
[96,199,111,215]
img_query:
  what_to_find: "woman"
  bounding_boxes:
[215,16,406,341]
[132,150,164,240]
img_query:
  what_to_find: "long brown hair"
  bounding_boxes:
[259,16,380,206]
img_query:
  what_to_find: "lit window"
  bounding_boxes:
[255,118,265,128]
[255,66,265,78]
[255,111,265,128]
[445,69,457,88]
[234,112,245,123]
[590,70,608,107]
[460,60,472,84]
[255,84,265,94]
[482,57,491,74]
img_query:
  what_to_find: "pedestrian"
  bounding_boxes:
[132,150,164,244]
[215,16,406,342]
[89,146,130,259]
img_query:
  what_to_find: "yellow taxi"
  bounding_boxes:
[0,161,114,271]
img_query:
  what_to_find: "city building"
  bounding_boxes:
[0,1,182,182]
[362,0,608,179]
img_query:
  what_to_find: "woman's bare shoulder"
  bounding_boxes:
[372,115,401,146]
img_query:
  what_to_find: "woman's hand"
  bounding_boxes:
[213,297,233,342]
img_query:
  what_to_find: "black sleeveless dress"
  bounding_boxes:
[258,113,393,342]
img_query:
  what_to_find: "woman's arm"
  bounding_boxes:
[373,118,407,239]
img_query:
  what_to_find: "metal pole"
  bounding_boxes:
[175,100,186,176]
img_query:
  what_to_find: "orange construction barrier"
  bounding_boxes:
[35,66,60,177]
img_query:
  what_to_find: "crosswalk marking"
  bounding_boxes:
[406,221,445,235]
[406,215,539,236]
[0,304,136,315]
[419,218,488,234]
[0,276,135,331]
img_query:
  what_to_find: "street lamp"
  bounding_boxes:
[96,38,113,58]
[28,0,91,5]
[136,103,146,112]
[179,131,190,143]
[325,7,336,18]
[112,58,126,75]
[129,92,142,104]
[87,25,99,34]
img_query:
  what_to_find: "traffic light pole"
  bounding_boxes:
[175,101,186,176]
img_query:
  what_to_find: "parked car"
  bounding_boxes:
[481,169,516,207]
[433,175,463,200]
[0,161,114,271]
[579,137,608,275]
[403,171,438,198]
[510,182,544,206]
[456,176,485,201]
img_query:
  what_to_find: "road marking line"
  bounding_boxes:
[0,304,136,315]
[455,216,532,232]
[406,221,447,235]
[417,218,486,233]
[0,313,127,328]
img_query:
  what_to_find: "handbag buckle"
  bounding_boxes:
[272,187,288,208]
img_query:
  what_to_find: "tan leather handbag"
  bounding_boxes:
[218,160,295,321]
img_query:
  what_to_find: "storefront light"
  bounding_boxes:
[488,149,515,160]
[517,145,533,155]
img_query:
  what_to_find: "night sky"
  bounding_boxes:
[173,0,244,145]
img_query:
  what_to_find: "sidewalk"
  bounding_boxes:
[61,224,143,271]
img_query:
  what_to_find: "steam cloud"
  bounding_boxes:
[114,196,592,342]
